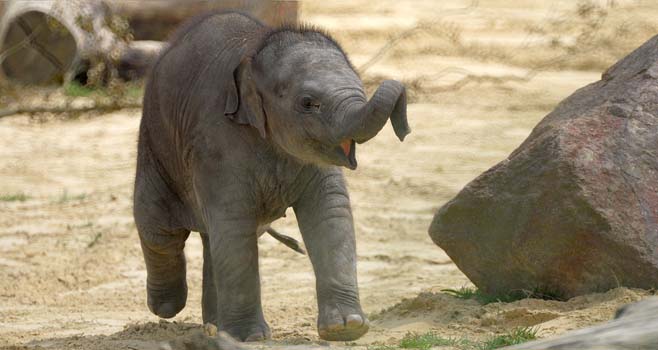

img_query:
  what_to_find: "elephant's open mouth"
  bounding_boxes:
[335,139,357,170]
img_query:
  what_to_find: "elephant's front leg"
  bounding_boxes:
[206,219,270,341]
[194,162,270,341]
[294,169,368,341]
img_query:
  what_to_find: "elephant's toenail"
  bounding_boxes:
[345,314,364,328]
[244,333,266,342]
[154,302,179,318]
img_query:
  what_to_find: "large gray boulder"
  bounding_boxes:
[429,35,658,299]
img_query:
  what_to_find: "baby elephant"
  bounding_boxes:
[133,11,409,342]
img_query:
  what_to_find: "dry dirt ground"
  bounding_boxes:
[1,1,658,349]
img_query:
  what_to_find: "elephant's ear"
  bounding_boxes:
[224,60,267,139]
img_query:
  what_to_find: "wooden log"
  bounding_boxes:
[0,0,164,85]
[502,297,658,350]
[108,0,298,41]
[0,0,125,84]
[117,40,166,81]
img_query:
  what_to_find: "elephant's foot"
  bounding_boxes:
[147,279,187,319]
[221,319,271,342]
[318,304,369,341]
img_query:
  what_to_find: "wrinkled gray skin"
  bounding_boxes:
[133,11,409,342]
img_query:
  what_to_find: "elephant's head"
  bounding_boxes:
[225,27,410,170]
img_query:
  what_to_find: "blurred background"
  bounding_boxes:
[1,1,657,349]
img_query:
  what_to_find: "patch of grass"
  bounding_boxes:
[67,221,94,231]
[56,189,87,204]
[0,192,30,202]
[442,286,479,300]
[526,287,565,301]
[367,345,400,350]
[63,81,95,97]
[442,286,565,304]
[477,327,538,350]
[375,329,538,350]
[124,83,144,99]
[400,331,472,350]
[63,80,144,101]
[87,232,103,248]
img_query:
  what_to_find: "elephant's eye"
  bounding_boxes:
[300,96,321,113]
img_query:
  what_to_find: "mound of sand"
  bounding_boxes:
[365,287,651,345]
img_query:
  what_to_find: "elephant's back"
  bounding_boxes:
[164,11,265,68]
[150,11,264,98]
[141,11,265,142]
[137,12,266,198]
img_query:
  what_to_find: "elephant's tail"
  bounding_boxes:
[266,228,306,255]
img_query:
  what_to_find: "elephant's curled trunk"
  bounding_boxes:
[344,80,411,144]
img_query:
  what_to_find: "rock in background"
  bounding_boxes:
[429,35,658,299]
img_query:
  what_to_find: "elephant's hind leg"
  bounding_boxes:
[136,223,190,319]
[134,170,190,319]
[134,145,193,319]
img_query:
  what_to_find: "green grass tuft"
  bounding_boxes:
[442,287,479,300]
[63,80,144,101]
[0,192,30,202]
[442,287,523,304]
[56,189,87,204]
[400,331,472,350]
[125,84,144,99]
[477,327,538,350]
[87,232,103,248]
[370,328,538,350]
[442,286,564,304]
[367,345,400,350]
[63,81,95,97]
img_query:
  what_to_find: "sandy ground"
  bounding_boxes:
[1,1,658,349]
